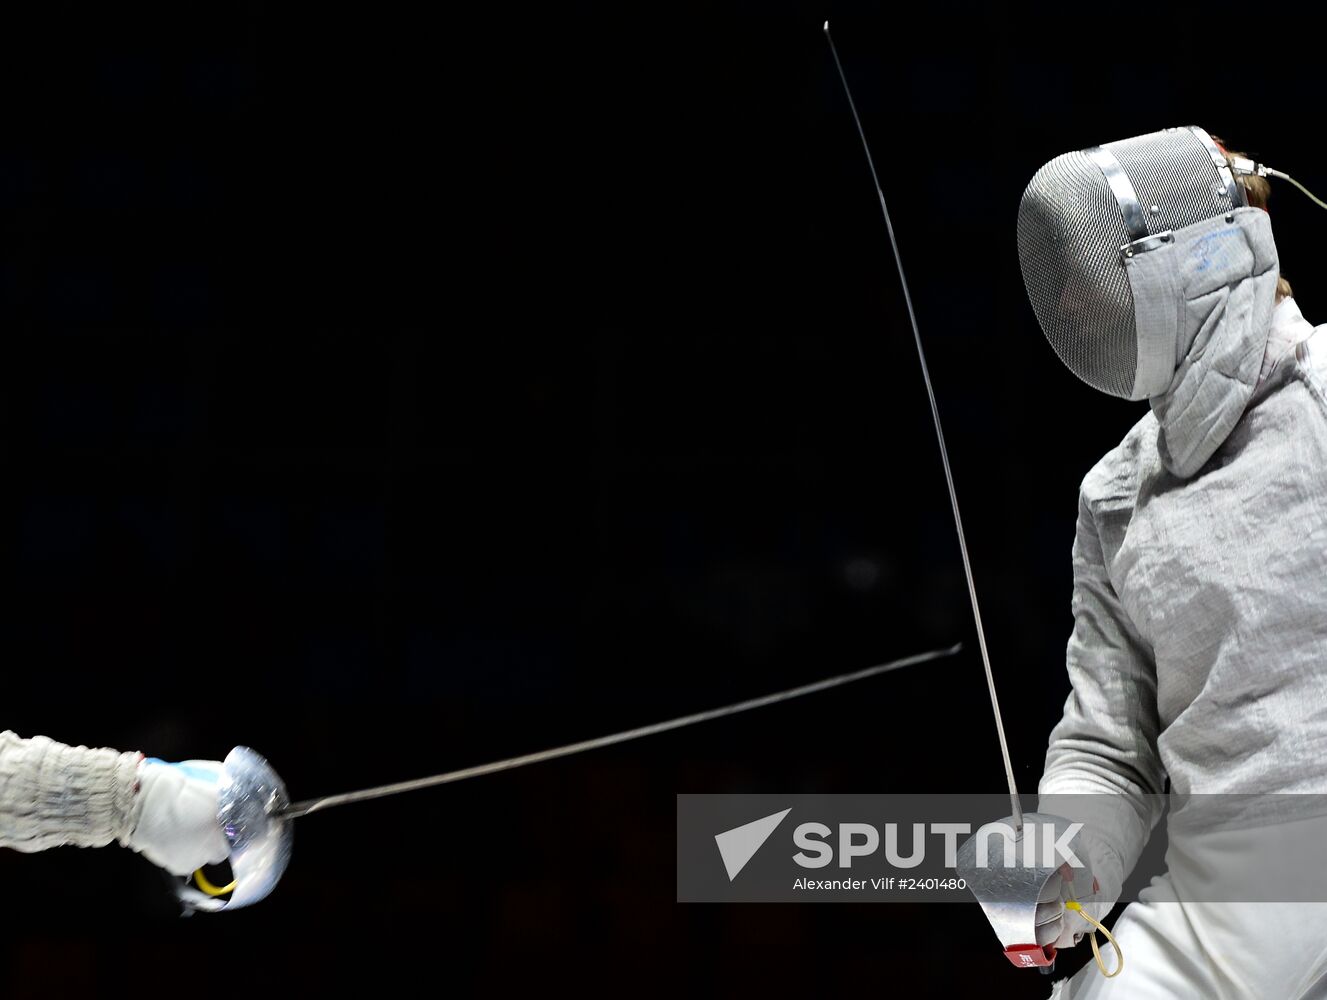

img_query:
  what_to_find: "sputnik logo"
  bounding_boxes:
[714,808,792,881]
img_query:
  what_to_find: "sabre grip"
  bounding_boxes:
[955,813,1105,968]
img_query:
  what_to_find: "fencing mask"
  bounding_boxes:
[1017,126,1257,400]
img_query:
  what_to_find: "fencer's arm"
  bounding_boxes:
[0,730,144,852]
[1036,490,1167,906]
[0,730,229,875]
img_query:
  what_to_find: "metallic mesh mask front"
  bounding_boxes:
[1017,126,1246,398]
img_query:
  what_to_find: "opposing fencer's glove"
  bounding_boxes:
[127,758,231,876]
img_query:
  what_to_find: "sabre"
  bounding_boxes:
[822,22,1024,832]
[184,643,963,911]
[279,642,961,819]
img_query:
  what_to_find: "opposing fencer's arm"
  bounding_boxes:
[0,730,143,852]
[0,730,229,876]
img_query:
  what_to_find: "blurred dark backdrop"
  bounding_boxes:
[0,1,1320,995]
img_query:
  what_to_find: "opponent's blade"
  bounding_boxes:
[279,643,961,820]
[823,22,1023,831]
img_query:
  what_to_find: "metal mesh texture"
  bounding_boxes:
[1016,129,1233,398]
[1107,131,1232,240]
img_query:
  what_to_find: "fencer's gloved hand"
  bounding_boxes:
[959,813,1121,969]
[127,758,230,876]
[1035,816,1119,949]
[1036,849,1109,950]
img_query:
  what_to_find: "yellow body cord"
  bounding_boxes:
[1065,899,1124,978]
[193,868,238,897]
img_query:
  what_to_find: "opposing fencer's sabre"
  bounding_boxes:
[183,643,962,911]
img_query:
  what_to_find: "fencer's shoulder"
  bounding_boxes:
[1078,411,1159,512]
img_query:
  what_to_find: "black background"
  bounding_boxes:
[1,1,1320,995]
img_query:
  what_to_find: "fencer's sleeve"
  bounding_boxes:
[0,731,145,852]
[1037,491,1166,900]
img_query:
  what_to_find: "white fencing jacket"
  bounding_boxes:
[1038,208,1327,908]
[0,731,143,852]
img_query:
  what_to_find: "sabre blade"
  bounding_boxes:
[278,643,961,819]
[822,22,1024,831]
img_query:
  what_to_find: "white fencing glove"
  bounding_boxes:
[127,758,231,877]
[960,812,1124,972]
[1036,854,1109,949]
[1037,820,1125,949]
[1034,827,1125,978]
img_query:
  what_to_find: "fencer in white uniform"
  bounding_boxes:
[974,128,1327,997]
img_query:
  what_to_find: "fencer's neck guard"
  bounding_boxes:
[1143,208,1279,478]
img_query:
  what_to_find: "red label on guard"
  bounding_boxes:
[1004,944,1055,968]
